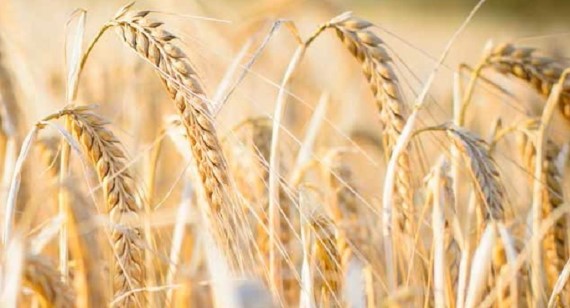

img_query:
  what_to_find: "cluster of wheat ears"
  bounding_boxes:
[0,1,570,307]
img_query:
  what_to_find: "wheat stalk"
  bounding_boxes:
[65,180,110,307]
[425,157,459,307]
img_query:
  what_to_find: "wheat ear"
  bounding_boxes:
[110,8,251,269]
[46,106,145,306]
[484,43,570,119]
[23,254,76,308]
[442,124,506,221]
[311,213,342,307]
[316,14,414,234]
[432,124,508,303]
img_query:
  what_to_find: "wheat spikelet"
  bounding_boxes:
[23,254,75,308]
[446,235,461,305]
[443,124,506,221]
[245,120,273,262]
[484,43,570,119]
[518,132,569,305]
[227,118,272,215]
[52,106,144,306]
[427,158,448,308]
[254,140,301,306]
[436,162,461,302]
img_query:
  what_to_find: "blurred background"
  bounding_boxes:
[0,0,569,216]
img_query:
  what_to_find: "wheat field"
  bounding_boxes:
[0,0,570,307]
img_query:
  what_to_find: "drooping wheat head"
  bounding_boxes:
[484,43,570,119]
[444,124,506,222]
[441,124,516,306]
[50,106,145,306]
[111,7,252,270]
[306,13,414,236]
[518,131,569,305]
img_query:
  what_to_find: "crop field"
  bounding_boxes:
[0,0,569,307]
